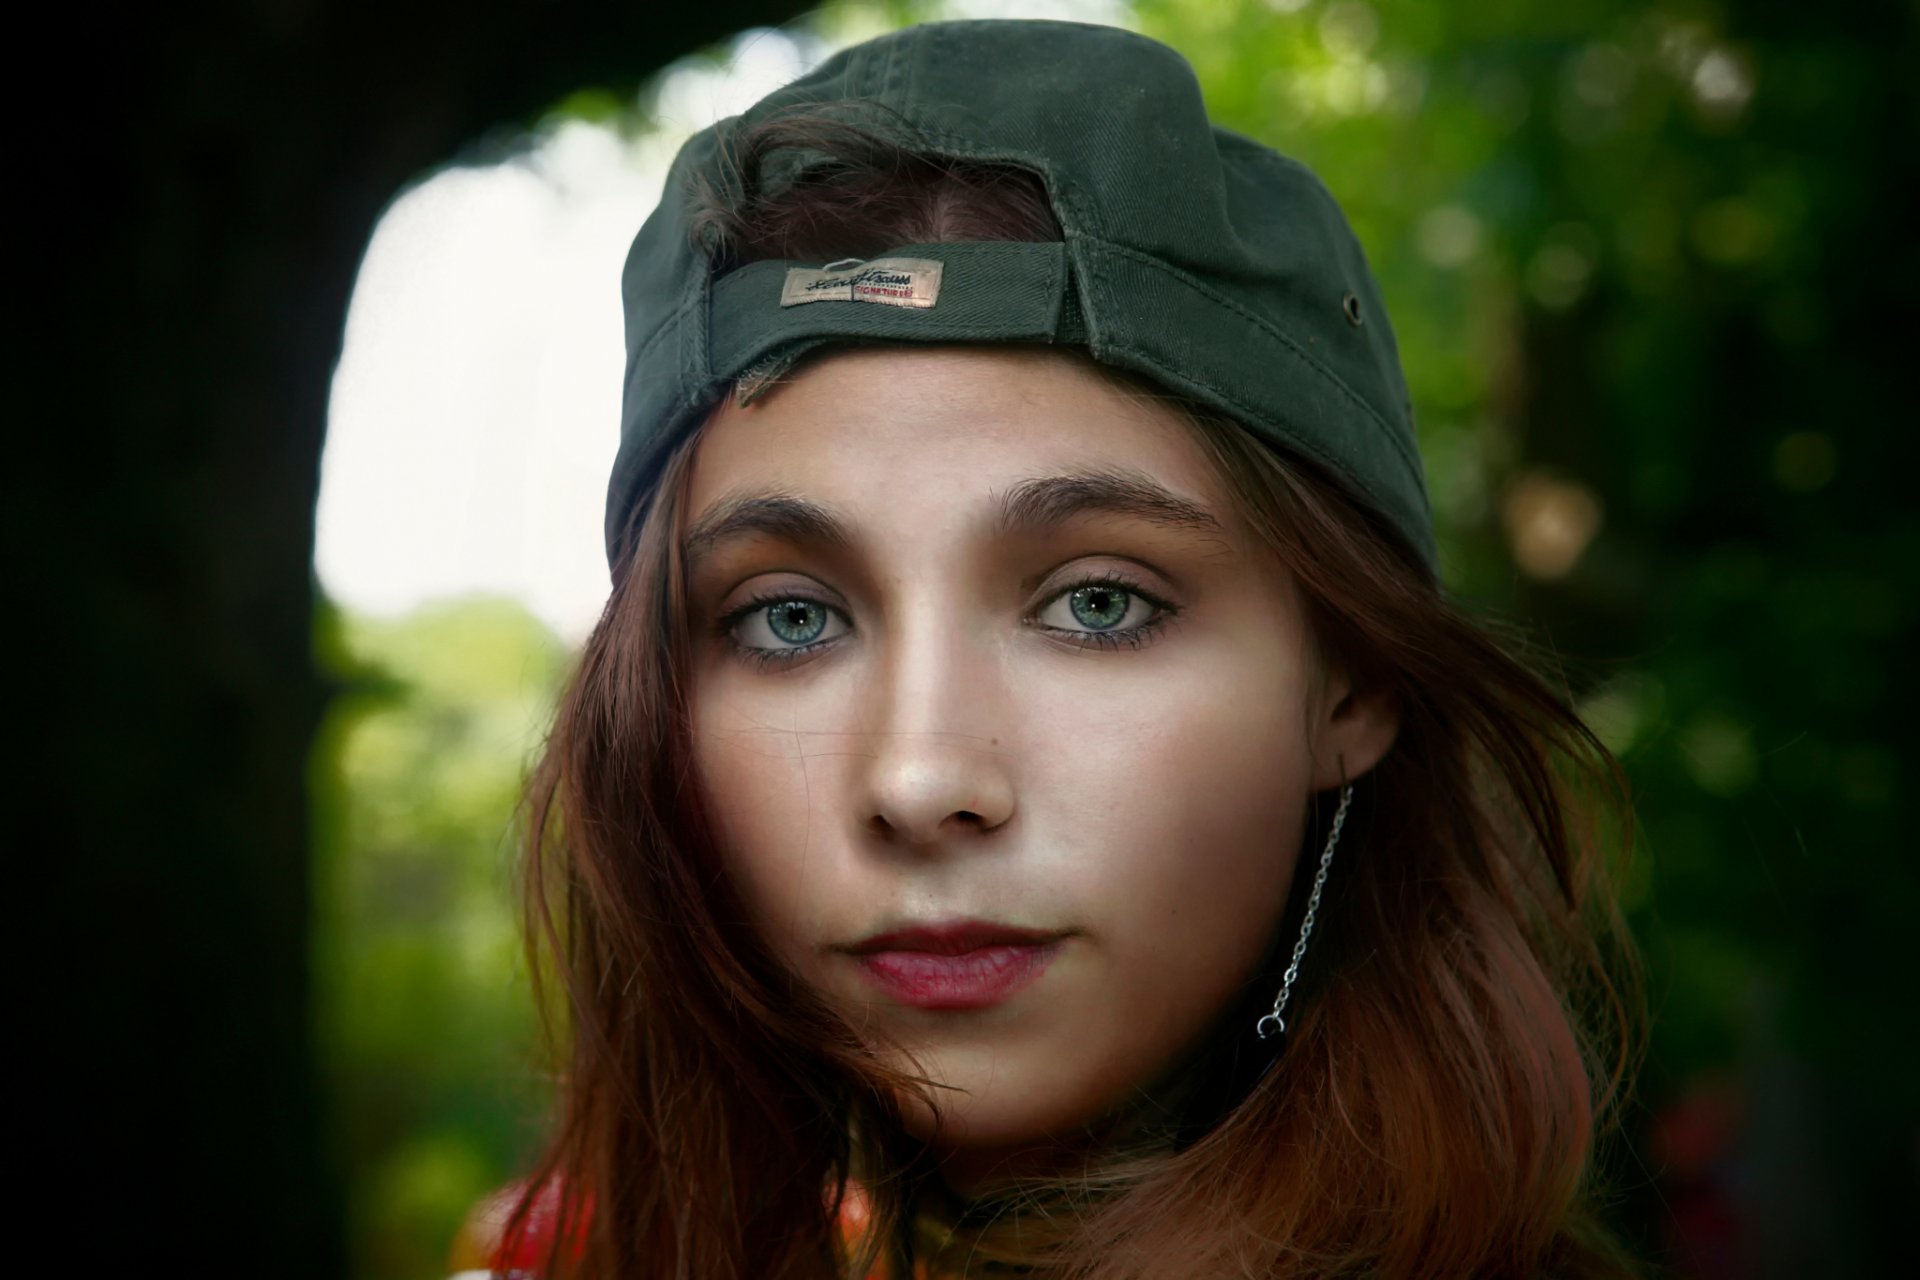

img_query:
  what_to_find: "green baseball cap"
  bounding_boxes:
[607,18,1436,578]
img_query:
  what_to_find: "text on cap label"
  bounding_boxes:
[780,257,945,309]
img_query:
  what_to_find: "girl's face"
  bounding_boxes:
[683,348,1396,1193]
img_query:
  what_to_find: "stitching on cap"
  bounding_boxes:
[1090,237,1423,481]
[1039,243,1062,320]
[1103,334,1429,554]
[629,294,695,371]
[1106,335,1357,485]
[1097,237,1397,437]
[1087,231,1114,353]
[686,263,709,404]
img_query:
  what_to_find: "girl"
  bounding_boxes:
[468,18,1646,1280]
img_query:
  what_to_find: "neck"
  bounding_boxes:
[931,1138,1089,1202]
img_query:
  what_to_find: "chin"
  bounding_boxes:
[890,1059,1115,1154]
[865,1019,1166,1159]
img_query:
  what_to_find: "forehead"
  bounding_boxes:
[683,347,1235,536]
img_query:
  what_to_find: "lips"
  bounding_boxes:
[845,919,1067,956]
[843,919,1069,1011]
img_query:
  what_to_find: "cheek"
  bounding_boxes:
[901,647,1316,1140]
[688,688,839,955]
[1033,649,1314,1004]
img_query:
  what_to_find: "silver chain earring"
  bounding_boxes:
[1254,783,1354,1042]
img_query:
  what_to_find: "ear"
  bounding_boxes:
[1308,665,1401,792]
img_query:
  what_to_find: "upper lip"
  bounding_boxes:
[843,919,1068,956]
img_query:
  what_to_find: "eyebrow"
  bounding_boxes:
[681,469,1226,570]
[1000,470,1226,540]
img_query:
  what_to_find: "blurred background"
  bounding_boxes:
[36,1,1915,1276]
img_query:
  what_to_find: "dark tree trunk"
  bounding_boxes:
[24,3,811,1272]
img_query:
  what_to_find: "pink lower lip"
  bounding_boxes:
[852,941,1063,1010]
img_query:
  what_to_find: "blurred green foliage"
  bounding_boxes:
[313,597,569,1279]
[314,1,1916,1276]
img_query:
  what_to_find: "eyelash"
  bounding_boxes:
[713,571,1180,672]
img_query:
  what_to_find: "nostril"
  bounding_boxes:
[886,811,990,838]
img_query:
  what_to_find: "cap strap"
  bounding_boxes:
[706,241,1076,388]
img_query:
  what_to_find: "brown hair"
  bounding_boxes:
[508,115,1647,1279]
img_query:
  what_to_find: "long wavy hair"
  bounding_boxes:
[507,113,1648,1279]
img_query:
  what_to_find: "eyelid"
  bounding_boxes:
[1045,556,1173,596]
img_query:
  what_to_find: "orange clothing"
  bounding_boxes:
[446,1176,947,1280]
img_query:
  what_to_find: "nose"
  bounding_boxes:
[856,601,1017,849]
[864,747,1017,846]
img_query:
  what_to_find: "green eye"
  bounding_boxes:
[720,592,850,667]
[1034,571,1173,645]
[717,570,1179,671]
[764,599,829,645]
[1065,583,1132,630]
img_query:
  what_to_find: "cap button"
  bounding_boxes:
[1342,293,1365,327]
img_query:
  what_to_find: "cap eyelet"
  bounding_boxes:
[1342,293,1365,327]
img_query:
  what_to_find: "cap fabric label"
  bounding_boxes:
[780,257,944,309]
